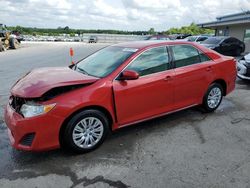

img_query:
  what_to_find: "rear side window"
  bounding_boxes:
[199,53,211,62]
[126,46,170,76]
[171,45,201,68]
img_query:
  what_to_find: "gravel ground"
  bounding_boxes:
[0,42,250,188]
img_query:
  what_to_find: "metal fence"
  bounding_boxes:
[23,33,149,43]
[81,33,148,43]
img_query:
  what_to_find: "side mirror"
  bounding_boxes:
[119,70,139,80]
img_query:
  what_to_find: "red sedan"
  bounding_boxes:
[4,41,236,153]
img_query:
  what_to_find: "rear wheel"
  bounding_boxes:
[202,83,223,112]
[62,109,110,153]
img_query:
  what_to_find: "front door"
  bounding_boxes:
[113,46,175,126]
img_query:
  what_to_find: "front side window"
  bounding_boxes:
[76,46,136,77]
[171,45,200,68]
[126,46,170,76]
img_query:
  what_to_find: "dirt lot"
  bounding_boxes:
[0,42,250,188]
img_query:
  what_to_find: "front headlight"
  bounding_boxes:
[20,102,56,118]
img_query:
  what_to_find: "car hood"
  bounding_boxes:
[11,67,99,98]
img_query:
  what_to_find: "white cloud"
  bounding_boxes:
[0,0,250,31]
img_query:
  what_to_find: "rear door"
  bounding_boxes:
[170,44,214,109]
[113,46,175,126]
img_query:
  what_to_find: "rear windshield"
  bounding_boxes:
[202,38,223,44]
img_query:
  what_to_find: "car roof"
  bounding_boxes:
[112,40,202,49]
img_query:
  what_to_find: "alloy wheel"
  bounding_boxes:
[72,117,104,149]
[207,87,222,109]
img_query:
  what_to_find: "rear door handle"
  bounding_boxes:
[164,75,172,81]
[206,66,212,71]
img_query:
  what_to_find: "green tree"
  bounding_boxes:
[148,28,155,35]
[165,23,214,35]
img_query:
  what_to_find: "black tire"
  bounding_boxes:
[202,83,223,113]
[62,109,110,153]
[10,38,20,49]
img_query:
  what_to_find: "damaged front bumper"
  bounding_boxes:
[4,103,63,151]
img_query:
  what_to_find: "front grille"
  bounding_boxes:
[20,133,35,146]
[9,96,25,114]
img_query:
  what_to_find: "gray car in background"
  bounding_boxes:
[88,36,98,43]
[186,35,210,43]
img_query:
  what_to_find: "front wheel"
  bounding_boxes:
[202,83,223,112]
[62,109,110,153]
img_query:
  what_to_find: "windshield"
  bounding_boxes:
[75,46,137,77]
[202,37,223,45]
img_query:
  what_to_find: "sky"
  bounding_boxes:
[1,0,250,31]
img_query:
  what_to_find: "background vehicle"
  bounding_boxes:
[201,36,245,56]
[4,41,236,153]
[237,53,250,80]
[185,35,210,43]
[0,24,20,52]
[146,34,171,40]
[170,34,192,40]
[88,36,98,43]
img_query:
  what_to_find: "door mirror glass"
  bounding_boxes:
[119,70,139,80]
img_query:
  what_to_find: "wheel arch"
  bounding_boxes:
[59,105,114,147]
[211,79,227,96]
